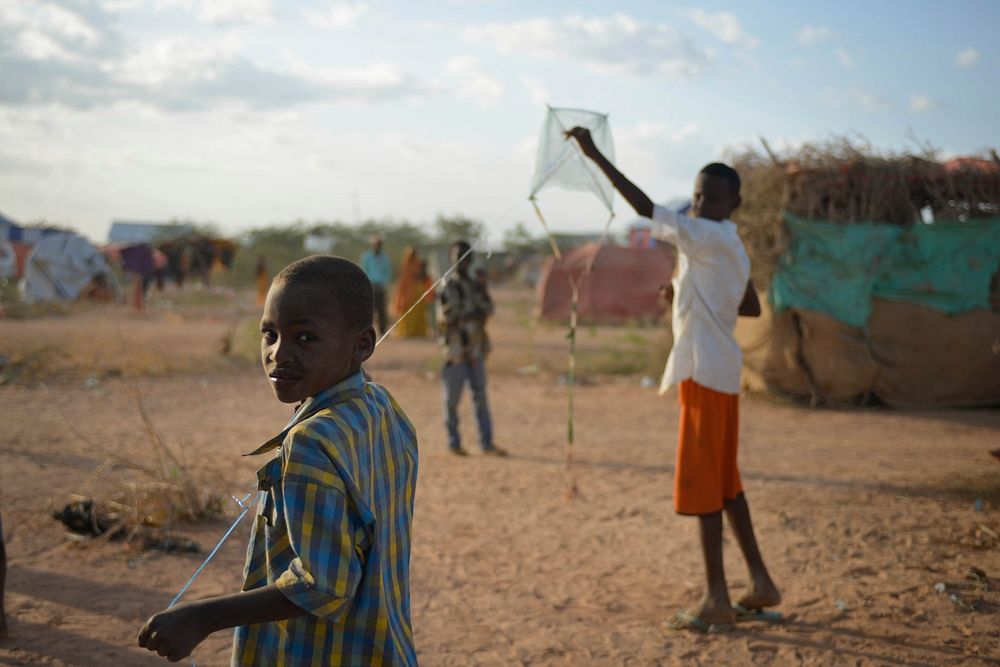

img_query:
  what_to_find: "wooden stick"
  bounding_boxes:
[565,278,580,499]
[759,136,783,167]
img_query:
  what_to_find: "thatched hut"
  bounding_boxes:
[727,138,1000,408]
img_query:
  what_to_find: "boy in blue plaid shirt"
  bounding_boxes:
[139,255,419,665]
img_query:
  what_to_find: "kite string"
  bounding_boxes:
[374,234,494,347]
[167,490,260,609]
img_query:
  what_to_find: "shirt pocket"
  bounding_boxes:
[255,457,284,530]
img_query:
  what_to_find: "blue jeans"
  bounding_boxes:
[442,360,493,450]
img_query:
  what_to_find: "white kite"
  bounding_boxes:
[527,106,618,498]
[528,106,616,217]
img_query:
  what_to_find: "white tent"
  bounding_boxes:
[20,233,111,301]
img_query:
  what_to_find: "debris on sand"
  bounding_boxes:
[52,499,126,540]
[141,533,200,554]
[52,499,200,554]
[932,567,995,613]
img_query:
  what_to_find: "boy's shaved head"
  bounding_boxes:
[274,255,373,330]
[699,162,741,195]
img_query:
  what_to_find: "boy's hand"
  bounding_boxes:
[564,126,598,158]
[138,603,211,662]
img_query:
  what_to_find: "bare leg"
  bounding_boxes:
[690,511,736,624]
[724,492,780,609]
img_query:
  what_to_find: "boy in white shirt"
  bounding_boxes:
[568,127,780,632]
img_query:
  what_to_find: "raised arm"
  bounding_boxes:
[565,127,654,218]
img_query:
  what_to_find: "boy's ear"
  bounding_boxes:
[732,193,742,212]
[354,324,376,365]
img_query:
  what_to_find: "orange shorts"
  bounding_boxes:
[674,379,742,515]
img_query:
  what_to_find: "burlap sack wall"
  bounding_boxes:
[738,296,1000,407]
[868,299,1000,408]
[736,296,811,397]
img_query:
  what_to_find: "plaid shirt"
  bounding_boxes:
[437,273,494,364]
[232,372,419,666]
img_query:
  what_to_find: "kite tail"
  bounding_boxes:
[532,204,615,501]
[565,277,580,499]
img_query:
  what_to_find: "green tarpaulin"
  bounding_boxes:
[771,214,1000,328]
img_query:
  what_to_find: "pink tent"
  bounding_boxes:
[536,242,676,324]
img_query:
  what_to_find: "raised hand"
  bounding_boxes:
[564,126,598,157]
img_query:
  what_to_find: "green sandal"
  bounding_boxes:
[732,602,783,623]
[666,611,733,634]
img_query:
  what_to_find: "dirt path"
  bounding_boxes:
[1,292,998,665]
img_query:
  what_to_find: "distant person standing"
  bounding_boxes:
[361,234,391,337]
[393,247,432,338]
[438,240,505,457]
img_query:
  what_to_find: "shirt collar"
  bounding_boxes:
[244,371,367,457]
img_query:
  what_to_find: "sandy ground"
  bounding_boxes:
[1,289,998,666]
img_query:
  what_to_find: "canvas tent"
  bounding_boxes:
[536,242,675,324]
[21,233,112,302]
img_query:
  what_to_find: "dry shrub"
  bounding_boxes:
[724,137,1000,289]
[52,387,225,545]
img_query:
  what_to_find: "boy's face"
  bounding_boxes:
[690,173,741,222]
[260,281,374,403]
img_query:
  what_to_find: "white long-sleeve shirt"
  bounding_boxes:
[651,204,750,395]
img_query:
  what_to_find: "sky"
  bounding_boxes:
[2,0,998,243]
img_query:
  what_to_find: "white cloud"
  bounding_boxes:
[14,28,81,61]
[112,35,242,87]
[520,76,548,106]
[834,47,856,68]
[0,0,436,110]
[287,59,441,104]
[685,9,758,49]
[1,0,106,61]
[101,0,273,26]
[855,90,893,111]
[446,55,504,106]
[301,2,368,29]
[796,25,834,46]
[632,120,666,139]
[671,122,699,142]
[908,94,936,113]
[463,13,713,77]
[824,87,894,111]
[624,119,698,142]
[196,0,272,26]
[955,48,979,69]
